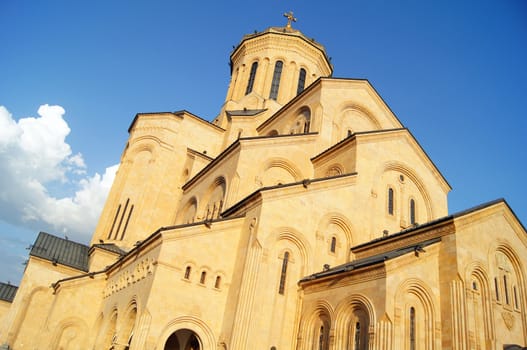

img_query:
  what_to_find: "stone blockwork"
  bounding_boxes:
[1,19,525,350]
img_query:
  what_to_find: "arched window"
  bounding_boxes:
[330,237,337,253]
[409,307,416,350]
[409,199,416,225]
[318,326,324,350]
[354,322,361,350]
[269,61,283,100]
[388,188,394,215]
[504,275,510,304]
[245,62,258,95]
[297,68,306,95]
[215,276,221,289]
[184,266,191,280]
[200,271,207,284]
[108,204,121,239]
[278,252,289,294]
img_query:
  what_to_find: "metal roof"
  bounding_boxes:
[93,243,127,256]
[301,237,441,282]
[30,232,89,272]
[0,282,18,302]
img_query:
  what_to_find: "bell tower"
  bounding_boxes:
[216,13,333,128]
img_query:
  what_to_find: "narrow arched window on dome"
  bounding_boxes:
[269,61,283,100]
[410,199,416,225]
[245,62,258,95]
[200,271,207,284]
[215,275,221,289]
[278,251,289,294]
[388,188,394,215]
[297,68,306,95]
[409,307,416,350]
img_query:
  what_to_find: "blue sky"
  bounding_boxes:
[0,1,526,284]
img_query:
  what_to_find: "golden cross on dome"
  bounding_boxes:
[283,11,297,29]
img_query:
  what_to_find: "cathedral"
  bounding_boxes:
[0,14,526,350]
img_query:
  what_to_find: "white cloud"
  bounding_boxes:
[0,105,118,242]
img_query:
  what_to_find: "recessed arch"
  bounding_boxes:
[334,103,381,141]
[175,196,198,224]
[334,294,376,350]
[50,316,88,350]
[156,316,215,350]
[201,176,227,220]
[380,161,434,220]
[260,158,303,187]
[394,278,437,349]
[317,213,354,250]
[300,300,334,350]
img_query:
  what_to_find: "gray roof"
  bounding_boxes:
[93,243,127,255]
[301,237,441,282]
[226,109,267,117]
[0,282,18,302]
[30,232,89,272]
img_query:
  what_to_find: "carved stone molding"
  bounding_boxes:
[104,257,155,298]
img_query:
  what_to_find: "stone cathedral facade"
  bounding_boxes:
[1,17,526,350]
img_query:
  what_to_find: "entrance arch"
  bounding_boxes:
[164,329,201,350]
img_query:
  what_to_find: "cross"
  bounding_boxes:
[283,11,297,29]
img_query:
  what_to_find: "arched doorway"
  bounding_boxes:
[164,329,201,350]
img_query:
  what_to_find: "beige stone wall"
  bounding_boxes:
[0,257,89,349]
[452,203,527,349]
[0,301,11,335]
[3,24,526,350]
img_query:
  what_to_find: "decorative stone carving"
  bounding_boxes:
[501,310,514,330]
[104,258,155,297]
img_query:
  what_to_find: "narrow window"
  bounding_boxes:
[409,199,416,225]
[495,277,500,301]
[200,271,206,284]
[278,252,289,294]
[347,129,353,137]
[215,276,221,289]
[217,200,224,218]
[115,198,130,240]
[297,68,306,95]
[504,275,509,304]
[303,117,311,133]
[514,286,519,309]
[472,281,478,290]
[388,188,394,215]
[409,307,416,350]
[318,326,324,350]
[120,205,134,240]
[354,322,361,350]
[245,62,258,95]
[184,266,191,279]
[269,61,283,100]
[330,237,337,253]
[108,204,122,239]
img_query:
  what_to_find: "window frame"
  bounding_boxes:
[269,61,283,100]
